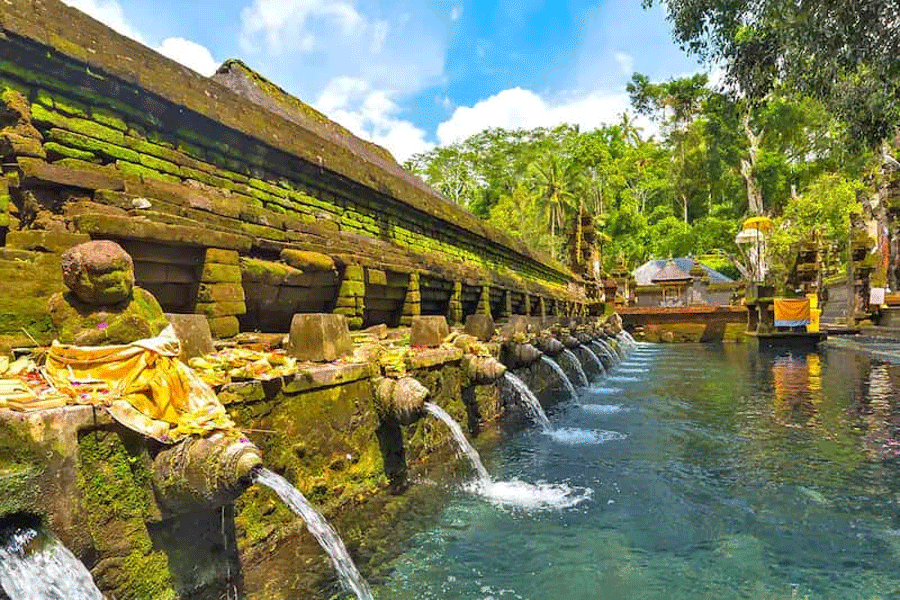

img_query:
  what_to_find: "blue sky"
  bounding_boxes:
[62,0,703,161]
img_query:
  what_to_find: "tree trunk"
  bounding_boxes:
[741,111,765,216]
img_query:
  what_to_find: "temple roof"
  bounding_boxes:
[633,258,734,286]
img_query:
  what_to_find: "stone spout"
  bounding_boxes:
[462,354,507,385]
[533,335,564,357]
[575,332,594,346]
[560,335,581,350]
[501,342,543,369]
[374,376,430,425]
[151,432,262,515]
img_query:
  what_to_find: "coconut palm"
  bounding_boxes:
[526,154,585,258]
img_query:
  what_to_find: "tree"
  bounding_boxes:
[628,73,712,223]
[527,153,584,256]
[643,0,900,149]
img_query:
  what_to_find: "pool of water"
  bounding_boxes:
[371,343,900,600]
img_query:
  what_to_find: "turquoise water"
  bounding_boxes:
[372,343,900,600]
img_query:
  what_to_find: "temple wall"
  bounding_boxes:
[0,0,585,348]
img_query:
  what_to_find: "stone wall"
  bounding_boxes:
[0,0,587,346]
[620,306,748,343]
[0,351,506,600]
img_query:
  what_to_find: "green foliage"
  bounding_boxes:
[767,174,863,286]
[408,73,867,281]
[644,0,900,149]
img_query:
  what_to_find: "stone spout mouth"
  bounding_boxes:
[533,336,564,357]
[152,432,264,515]
[463,354,507,385]
[560,335,581,350]
[236,448,264,482]
[501,342,542,369]
[374,376,431,426]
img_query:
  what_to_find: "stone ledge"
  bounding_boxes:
[72,213,253,251]
[217,362,374,404]
[405,347,464,370]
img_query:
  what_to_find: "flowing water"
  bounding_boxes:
[252,468,375,600]
[539,355,577,398]
[374,343,900,599]
[424,402,491,483]
[425,401,592,510]
[561,348,590,387]
[0,519,103,600]
[592,339,619,366]
[503,372,552,432]
[580,343,606,376]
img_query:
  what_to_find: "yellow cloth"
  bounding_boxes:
[774,298,810,323]
[45,325,234,443]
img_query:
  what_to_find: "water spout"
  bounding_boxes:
[580,344,606,376]
[253,468,374,600]
[503,372,552,432]
[561,348,590,387]
[152,431,262,515]
[423,402,491,483]
[539,355,577,398]
[0,516,103,600]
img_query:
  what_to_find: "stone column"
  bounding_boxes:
[401,272,421,326]
[447,280,463,325]
[335,264,365,330]
[524,294,532,316]
[502,289,512,319]
[197,248,245,338]
[477,284,491,317]
[538,297,547,317]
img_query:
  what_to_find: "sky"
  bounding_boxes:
[60,0,703,162]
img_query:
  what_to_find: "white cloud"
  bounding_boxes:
[239,0,446,98]
[436,87,642,145]
[614,51,634,76]
[450,5,462,21]
[60,0,219,76]
[239,0,367,54]
[316,77,433,162]
[157,37,219,76]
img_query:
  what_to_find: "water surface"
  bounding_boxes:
[374,343,900,600]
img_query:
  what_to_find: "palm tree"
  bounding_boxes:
[527,154,584,258]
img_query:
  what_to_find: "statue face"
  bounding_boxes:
[78,267,135,305]
[62,240,136,305]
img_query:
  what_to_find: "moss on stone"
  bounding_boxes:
[201,263,243,284]
[239,257,297,285]
[77,430,177,599]
[115,160,181,184]
[48,287,168,345]
[47,127,140,163]
[42,141,99,162]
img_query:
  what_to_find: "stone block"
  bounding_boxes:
[201,263,243,284]
[366,268,387,286]
[197,283,245,303]
[464,314,496,341]
[280,249,335,272]
[208,315,240,338]
[205,248,240,265]
[6,230,90,253]
[342,264,365,281]
[195,301,247,318]
[410,316,449,348]
[165,313,214,359]
[286,313,353,362]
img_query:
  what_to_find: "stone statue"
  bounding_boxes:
[48,240,169,345]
